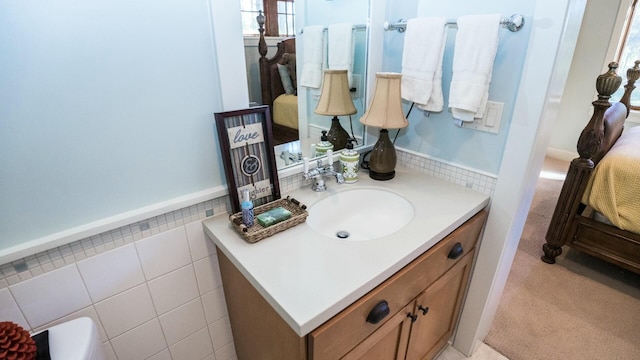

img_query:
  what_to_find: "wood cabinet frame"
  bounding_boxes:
[216,210,487,360]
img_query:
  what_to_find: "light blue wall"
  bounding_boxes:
[0,0,539,252]
[382,0,535,174]
[0,1,225,250]
[304,0,369,25]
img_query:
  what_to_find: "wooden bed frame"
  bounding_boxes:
[257,16,298,145]
[542,61,640,274]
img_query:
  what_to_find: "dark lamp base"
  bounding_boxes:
[368,129,397,181]
[327,116,350,150]
[369,169,395,181]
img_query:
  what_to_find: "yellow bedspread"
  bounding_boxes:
[583,126,640,234]
[273,94,298,129]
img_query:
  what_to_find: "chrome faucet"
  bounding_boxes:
[302,150,344,192]
[280,150,302,166]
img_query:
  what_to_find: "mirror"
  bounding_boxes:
[243,0,371,170]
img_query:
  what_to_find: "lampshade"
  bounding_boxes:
[359,72,408,129]
[315,70,357,116]
[314,69,356,150]
[360,72,407,181]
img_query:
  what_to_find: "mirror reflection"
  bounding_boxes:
[242,0,370,170]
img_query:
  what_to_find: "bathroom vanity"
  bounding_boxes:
[203,167,490,360]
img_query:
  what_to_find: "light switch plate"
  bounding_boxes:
[351,74,362,99]
[462,101,504,134]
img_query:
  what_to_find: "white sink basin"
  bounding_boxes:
[307,188,415,241]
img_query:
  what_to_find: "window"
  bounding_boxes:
[612,0,640,109]
[240,0,295,37]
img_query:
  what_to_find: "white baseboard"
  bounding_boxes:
[545,147,577,162]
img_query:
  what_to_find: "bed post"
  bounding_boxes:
[257,11,270,107]
[620,60,640,115]
[541,63,622,264]
[257,11,267,59]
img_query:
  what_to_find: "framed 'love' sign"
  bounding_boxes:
[214,106,280,213]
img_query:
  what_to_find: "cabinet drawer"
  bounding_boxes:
[308,210,487,360]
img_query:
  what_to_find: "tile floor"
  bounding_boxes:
[437,343,508,360]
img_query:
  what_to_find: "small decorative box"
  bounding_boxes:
[229,196,308,243]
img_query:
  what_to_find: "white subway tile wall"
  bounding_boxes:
[147,265,200,315]
[0,152,495,359]
[0,288,27,325]
[135,227,193,280]
[396,150,497,195]
[94,284,157,339]
[159,298,207,346]
[77,244,146,303]
[110,318,167,360]
[185,221,217,261]
[169,326,214,360]
[2,217,236,360]
[193,255,224,294]
[202,287,228,324]
[146,349,172,360]
[10,264,92,327]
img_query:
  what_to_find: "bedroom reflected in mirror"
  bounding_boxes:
[242,0,370,170]
[256,11,298,147]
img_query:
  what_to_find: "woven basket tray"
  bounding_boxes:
[229,196,308,243]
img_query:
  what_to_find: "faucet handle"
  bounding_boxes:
[326,150,333,168]
[303,157,310,173]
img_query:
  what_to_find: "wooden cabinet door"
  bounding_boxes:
[341,303,414,360]
[405,251,474,360]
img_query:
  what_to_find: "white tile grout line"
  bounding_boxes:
[0,150,495,287]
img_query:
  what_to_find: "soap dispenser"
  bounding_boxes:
[339,138,359,183]
[241,189,254,227]
[315,130,334,157]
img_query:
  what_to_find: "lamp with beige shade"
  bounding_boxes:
[360,72,408,180]
[315,69,357,150]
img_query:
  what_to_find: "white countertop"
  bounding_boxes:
[203,167,490,337]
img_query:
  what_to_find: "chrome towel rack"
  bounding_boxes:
[299,24,367,34]
[383,13,525,33]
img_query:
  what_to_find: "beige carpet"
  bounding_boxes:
[485,172,640,360]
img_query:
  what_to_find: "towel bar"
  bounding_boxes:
[384,13,525,33]
[299,24,367,35]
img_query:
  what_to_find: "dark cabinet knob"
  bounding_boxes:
[366,300,390,324]
[418,305,429,315]
[448,242,464,259]
[407,313,418,323]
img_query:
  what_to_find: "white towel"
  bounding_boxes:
[300,25,325,89]
[401,17,447,112]
[449,14,501,125]
[328,23,354,87]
